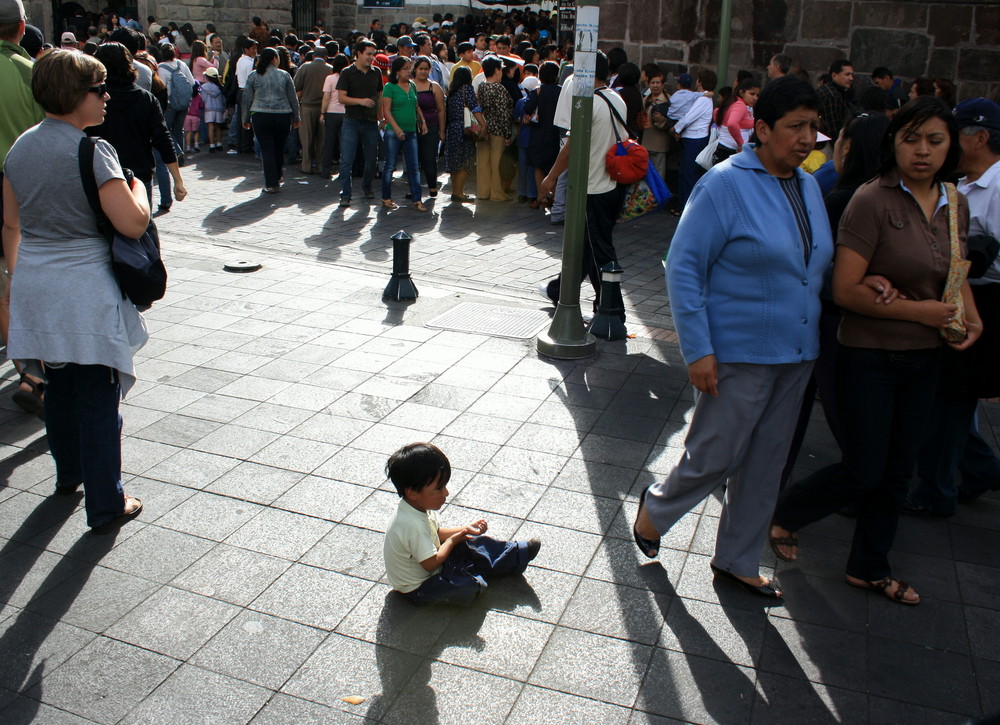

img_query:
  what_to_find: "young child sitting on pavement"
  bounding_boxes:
[383,442,541,606]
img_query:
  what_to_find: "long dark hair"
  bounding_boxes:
[256,47,278,75]
[94,42,136,86]
[717,77,760,125]
[879,96,961,182]
[389,55,411,84]
[449,64,472,94]
[190,40,207,63]
[836,113,890,189]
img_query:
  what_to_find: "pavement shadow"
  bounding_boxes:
[0,512,115,718]
[368,577,540,723]
[0,444,47,491]
[201,192,301,235]
[543,341,691,712]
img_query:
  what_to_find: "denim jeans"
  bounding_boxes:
[152,148,171,208]
[44,364,125,528]
[321,112,344,175]
[339,116,378,200]
[381,129,421,202]
[401,536,531,607]
[678,136,709,208]
[775,346,940,580]
[163,108,185,157]
[250,112,291,189]
[417,125,440,191]
[518,146,537,198]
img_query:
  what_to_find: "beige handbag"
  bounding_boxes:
[940,182,972,343]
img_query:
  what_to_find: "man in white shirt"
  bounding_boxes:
[908,98,1000,512]
[229,39,257,154]
[538,51,627,319]
[673,69,716,213]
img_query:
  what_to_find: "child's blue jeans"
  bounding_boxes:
[402,536,532,607]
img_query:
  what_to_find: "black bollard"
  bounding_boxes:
[383,230,418,301]
[588,261,627,340]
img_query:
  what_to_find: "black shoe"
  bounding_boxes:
[632,485,660,559]
[339,197,351,207]
[710,564,783,599]
[525,538,542,562]
[363,189,375,199]
[157,205,171,213]
[54,481,82,496]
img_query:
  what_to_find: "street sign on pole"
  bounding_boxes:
[537,0,599,359]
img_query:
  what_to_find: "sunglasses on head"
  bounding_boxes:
[88,83,107,96]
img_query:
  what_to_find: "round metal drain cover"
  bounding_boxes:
[224,261,262,273]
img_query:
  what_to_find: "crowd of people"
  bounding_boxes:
[0,0,998,617]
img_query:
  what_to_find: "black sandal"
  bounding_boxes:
[845,575,920,606]
[632,486,660,559]
[12,374,45,420]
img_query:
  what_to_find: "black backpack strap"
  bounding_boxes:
[595,89,636,141]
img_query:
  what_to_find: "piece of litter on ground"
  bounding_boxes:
[627,333,637,338]
[342,696,365,705]
[298,181,309,185]
[546,231,557,235]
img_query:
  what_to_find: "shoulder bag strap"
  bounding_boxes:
[945,182,961,262]
[77,136,115,244]
[595,89,636,141]
[77,136,103,218]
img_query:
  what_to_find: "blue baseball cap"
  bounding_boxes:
[953,98,1000,131]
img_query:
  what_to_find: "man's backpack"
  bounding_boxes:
[165,62,193,111]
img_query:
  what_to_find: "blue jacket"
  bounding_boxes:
[242,67,300,124]
[666,144,834,365]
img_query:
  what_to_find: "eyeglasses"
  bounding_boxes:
[88,83,107,96]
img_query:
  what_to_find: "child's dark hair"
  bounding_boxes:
[386,443,451,497]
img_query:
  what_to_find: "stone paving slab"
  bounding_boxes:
[0,153,998,724]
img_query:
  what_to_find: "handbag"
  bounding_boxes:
[596,90,649,185]
[696,125,720,170]
[940,182,972,343]
[78,137,167,308]
[462,106,480,136]
[618,160,673,223]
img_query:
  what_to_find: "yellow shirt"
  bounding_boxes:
[449,59,482,84]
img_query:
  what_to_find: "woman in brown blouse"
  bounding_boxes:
[475,57,513,202]
[771,97,982,606]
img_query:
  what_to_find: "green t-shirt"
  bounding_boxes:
[384,81,418,133]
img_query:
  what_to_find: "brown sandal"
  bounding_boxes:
[845,575,920,606]
[768,528,798,562]
[410,201,428,212]
[381,199,398,209]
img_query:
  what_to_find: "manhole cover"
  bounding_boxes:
[425,302,549,339]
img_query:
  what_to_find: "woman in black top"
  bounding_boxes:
[89,42,187,208]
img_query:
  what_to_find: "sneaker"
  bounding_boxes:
[262,186,279,194]
[339,197,351,208]
[525,538,542,562]
[363,189,375,199]
[538,281,558,306]
[226,148,238,155]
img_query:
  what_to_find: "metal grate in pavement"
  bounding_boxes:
[424,302,550,339]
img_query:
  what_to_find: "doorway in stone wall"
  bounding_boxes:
[292,0,317,35]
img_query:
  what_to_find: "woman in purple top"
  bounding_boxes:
[412,57,445,198]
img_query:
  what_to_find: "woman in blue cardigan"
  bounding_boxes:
[631,77,834,599]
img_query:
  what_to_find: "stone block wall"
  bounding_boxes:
[598,0,1000,101]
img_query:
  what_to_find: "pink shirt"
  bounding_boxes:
[322,73,346,113]
[720,98,754,150]
[191,56,217,83]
